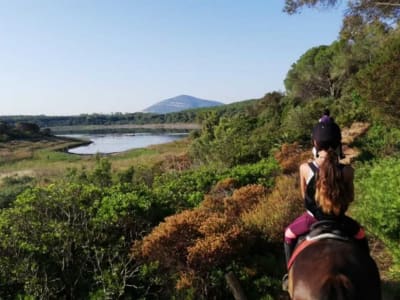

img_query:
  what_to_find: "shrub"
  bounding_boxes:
[355,123,400,159]
[242,175,303,243]
[190,114,276,167]
[151,157,280,212]
[0,176,34,208]
[152,167,218,210]
[0,172,162,299]
[332,91,370,126]
[140,209,210,269]
[138,184,269,298]
[159,153,193,172]
[187,224,245,271]
[274,142,311,174]
[280,106,316,143]
[222,158,280,187]
[89,156,112,187]
[352,157,400,276]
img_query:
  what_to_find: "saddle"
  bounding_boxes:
[307,220,350,241]
[287,220,350,270]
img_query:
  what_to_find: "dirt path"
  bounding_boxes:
[340,122,370,165]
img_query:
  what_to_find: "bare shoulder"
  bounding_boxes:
[299,162,311,177]
[299,162,309,171]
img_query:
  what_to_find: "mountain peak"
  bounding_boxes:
[143,95,224,114]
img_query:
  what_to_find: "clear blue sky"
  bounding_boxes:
[0,0,346,116]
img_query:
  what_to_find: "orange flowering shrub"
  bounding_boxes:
[209,178,238,198]
[187,225,245,271]
[200,194,225,213]
[198,214,231,236]
[138,184,267,272]
[200,178,239,212]
[135,183,276,298]
[140,209,210,269]
[224,184,267,218]
[175,270,196,291]
[274,142,311,174]
[242,175,303,242]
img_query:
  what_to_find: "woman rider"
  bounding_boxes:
[282,121,368,290]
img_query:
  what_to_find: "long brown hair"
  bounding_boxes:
[315,148,352,215]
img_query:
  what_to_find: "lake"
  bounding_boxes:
[60,132,188,154]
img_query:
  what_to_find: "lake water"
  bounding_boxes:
[60,132,188,154]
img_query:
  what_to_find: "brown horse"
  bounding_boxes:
[288,238,381,300]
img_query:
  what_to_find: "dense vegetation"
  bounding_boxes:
[0,111,198,128]
[1,1,400,298]
[0,99,262,134]
[0,121,52,142]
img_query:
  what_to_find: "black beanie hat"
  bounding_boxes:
[312,122,341,149]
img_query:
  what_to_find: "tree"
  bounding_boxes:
[0,121,9,133]
[15,122,40,133]
[284,44,342,100]
[190,114,268,167]
[353,27,400,124]
[339,18,389,67]
[284,0,339,15]
[284,0,400,24]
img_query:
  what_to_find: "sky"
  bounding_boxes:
[0,0,347,116]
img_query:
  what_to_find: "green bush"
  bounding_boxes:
[0,161,165,299]
[355,123,400,159]
[190,114,275,167]
[353,157,400,276]
[152,157,280,212]
[279,97,334,143]
[332,91,370,126]
[221,158,280,188]
[0,176,33,208]
[152,167,219,210]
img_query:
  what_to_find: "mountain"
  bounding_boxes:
[143,95,224,114]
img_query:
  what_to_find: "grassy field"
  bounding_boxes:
[0,135,191,185]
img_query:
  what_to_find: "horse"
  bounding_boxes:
[287,238,381,300]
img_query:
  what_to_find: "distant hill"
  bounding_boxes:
[143,95,224,114]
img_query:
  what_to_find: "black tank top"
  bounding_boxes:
[304,162,320,217]
[304,162,346,220]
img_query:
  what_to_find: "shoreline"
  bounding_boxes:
[49,123,201,134]
[56,132,189,156]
